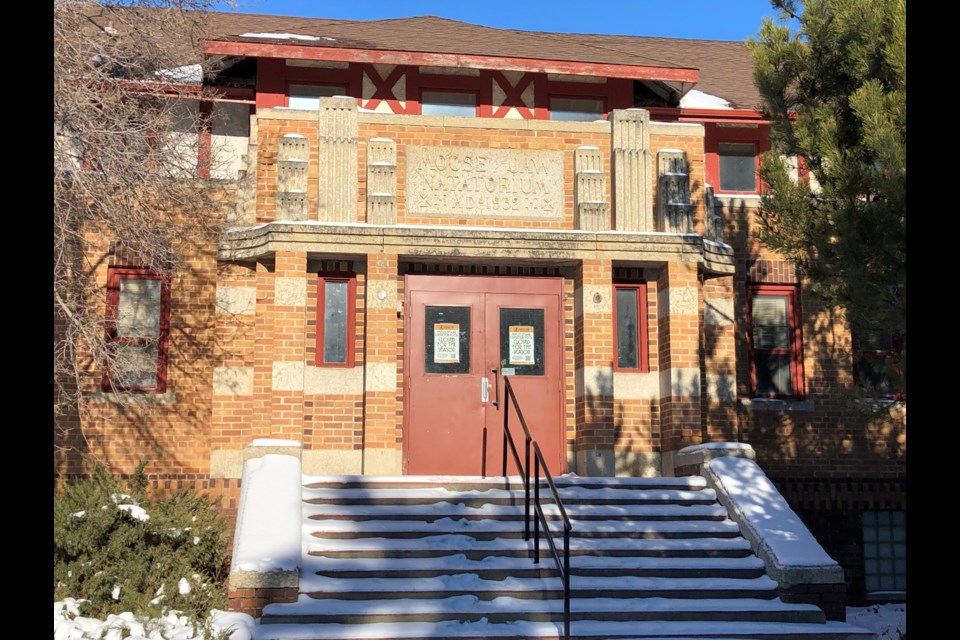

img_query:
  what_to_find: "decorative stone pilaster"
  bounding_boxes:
[704,185,724,242]
[276,134,308,221]
[657,149,693,234]
[366,137,397,225]
[611,109,653,232]
[317,96,358,222]
[574,146,609,231]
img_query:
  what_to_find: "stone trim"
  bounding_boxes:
[704,297,734,326]
[213,366,254,396]
[274,277,307,307]
[612,371,660,400]
[739,398,815,412]
[216,286,257,315]
[219,222,734,274]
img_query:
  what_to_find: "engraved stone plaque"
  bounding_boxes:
[406,146,564,220]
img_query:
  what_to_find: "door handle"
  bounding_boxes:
[481,376,490,404]
[491,368,500,408]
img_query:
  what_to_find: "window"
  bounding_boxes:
[718,142,757,192]
[549,97,604,122]
[316,273,356,367]
[853,330,905,400]
[747,284,804,398]
[420,90,477,117]
[613,284,649,372]
[862,510,906,596]
[288,84,348,110]
[104,267,170,392]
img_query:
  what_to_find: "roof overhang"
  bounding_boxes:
[201,39,700,84]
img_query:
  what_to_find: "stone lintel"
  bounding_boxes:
[219,223,733,274]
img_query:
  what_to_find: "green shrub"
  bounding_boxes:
[53,463,230,620]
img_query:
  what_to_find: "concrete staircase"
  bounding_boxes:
[255,475,873,640]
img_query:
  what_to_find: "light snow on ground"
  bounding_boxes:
[54,602,905,639]
[54,599,255,640]
[847,603,906,639]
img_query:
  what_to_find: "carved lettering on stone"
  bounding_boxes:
[406,146,564,220]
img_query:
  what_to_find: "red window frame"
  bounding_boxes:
[746,284,804,399]
[103,266,171,393]
[613,282,649,373]
[315,272,356,368]
[704,124,770,195]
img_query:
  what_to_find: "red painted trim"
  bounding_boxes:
[612,282,650,373]
[201,40,699,83]
[607,78,634,111]
[103,267,171,394]
[256,58,286,109]
[746,284,804,399]
[360,63,409,114]
[316,272,357,368]
[490,71,536,119]
[197,100,212,179]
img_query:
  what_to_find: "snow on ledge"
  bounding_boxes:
[680,89,734,110]
[705,456,843,586]
[679,442,754,455]
[241,32,321,41]
[250,438,302,448]
[231,455,302,576]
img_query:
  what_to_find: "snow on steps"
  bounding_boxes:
[255,475,872,640]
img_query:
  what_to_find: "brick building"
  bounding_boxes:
[54,10,905,606]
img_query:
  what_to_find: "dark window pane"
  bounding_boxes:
[752,295,789,349]
[550,97,603,121]
[289,84,347,110]
[616,288,639,369]
[499,308,544,376]
[421,91,476,117]
[323,281,348,363]
[719,142,756,191]
[425,306,471,374]
[755,353,791,396]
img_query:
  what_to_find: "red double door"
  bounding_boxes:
[405,275,565,476]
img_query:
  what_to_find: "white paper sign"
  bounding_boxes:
[433,323,460,363]
[508,325,535,365]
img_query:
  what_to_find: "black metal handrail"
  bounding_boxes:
[500,376,572,640]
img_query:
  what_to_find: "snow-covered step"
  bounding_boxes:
[305,518,742,540]
[297,574,780,601]
[303,501,728,522]
[304,554,766,580]
[304,534,756,559]
[253,618,874,640]
[303,486,718,507]
[261,595,825,625]
[256,474,875,640]
[303,474,709,492]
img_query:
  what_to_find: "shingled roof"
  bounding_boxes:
[87,7,763,111]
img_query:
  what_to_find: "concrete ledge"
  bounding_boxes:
[210,449,244,479]
[702,451,845,589]
[673,441,755,471]
[230,452,303,591]
[363,448,402,475]
[243,439,303,462]
[229,569,298,590]
[218,222,734,274]
[577,448,615,477]
[614,451,661,477]
[739,397,815,412]
[302,449,363,475]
